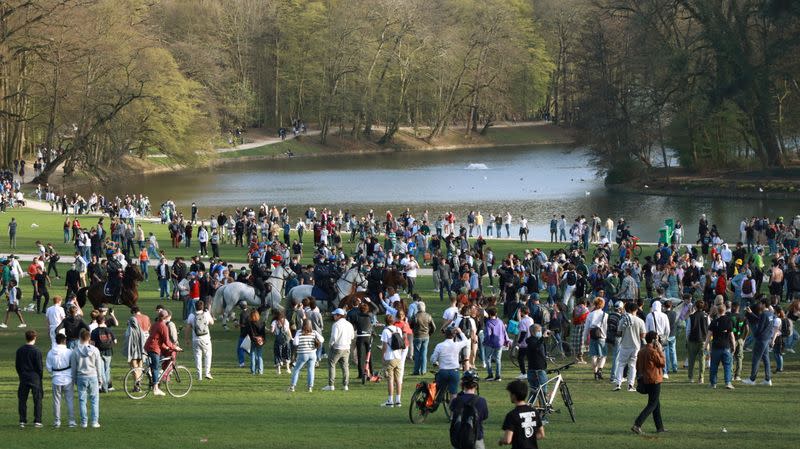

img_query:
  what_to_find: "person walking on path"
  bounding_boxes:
[631,331,667,435]
[16,330,43,428]
[322,308,354,391]
[70,329,102,428]
[46,333,76,428]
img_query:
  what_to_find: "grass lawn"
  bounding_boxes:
[218,139,322,159]
[0,207,796,448]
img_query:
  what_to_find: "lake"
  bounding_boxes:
[104,145,800,242]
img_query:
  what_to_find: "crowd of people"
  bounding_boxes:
[9,196,800,445]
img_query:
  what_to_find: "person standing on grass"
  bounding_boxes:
[144,309,181,397]
[8,217,18,249]
[288,319,324,392]
[706,303,735,390]
[631,331,666,435]
[71,329,102,428]
[138,247,149,282]
[16,330,43,428]
[123,306,149,393]
[645,301,671,379]
[524,324,548,396]
[583,297,609,380]
[499,380,544,448]
[271,311,292,374]
[381,314,405,407]
[483,308,509,382]
[322,308,354,391]
[411,301,435,375]
[449,371,488,449]
[1,279,26,328]
[46,333,75,428]
[185,300,214,380]
[687,300,709,384]
[613,302,646,392]
[237,301,250,368]
[247,309,266,375]
[90,315,116,393]
[45,295,66,347]
[33,265,51,314]
[56,304,89,349]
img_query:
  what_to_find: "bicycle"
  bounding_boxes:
[527,362,576,423]
[628,236,642,257]
[409,376,452,424]
[124,353,193,400]
[510,331,571,367]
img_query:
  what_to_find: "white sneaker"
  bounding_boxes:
[205,374,213,380]
[785,348,795,354]
[725,383,735,390]
[741,378,756,385]
[153,388,166,396]
[516,374,527,380]
[761,380,772,386]
[91,423,100,428]
[287,386,295,392]
[734,376,742,381]
[18,323,27,328]
[343,385,349,391]
[322,385,335,391]
[0,323,7,328]
[382,401,395,408]
[663,373,669,379]
[307,387,313,393]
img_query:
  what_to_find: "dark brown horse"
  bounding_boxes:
[77,264,144,310]
[383,268,407,291]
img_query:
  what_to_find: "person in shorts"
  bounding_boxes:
[1,279,26,328]
[499,380,544,448]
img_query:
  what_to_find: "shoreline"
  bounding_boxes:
[608,181,800,201]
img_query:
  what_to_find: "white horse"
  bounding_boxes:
[286,266,367,313]
[211,265,293,328]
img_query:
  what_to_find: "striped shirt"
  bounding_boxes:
[292,331,324,354]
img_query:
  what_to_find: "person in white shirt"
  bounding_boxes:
[614,302,647,391]
[645,300,671,378]
[47,333,75,428]
[45,296,67,347]
[504,212,513,238]
[582,298,609,380]
[380,315,405,407]
[184,300,214,380]
[404,254,419,295]
[442,298,459,330]
[322,308,355,391]
[430,327,469,394]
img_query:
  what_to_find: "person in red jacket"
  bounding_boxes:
[144,309,182,396]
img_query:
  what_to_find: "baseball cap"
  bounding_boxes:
[332,308,346,316]
[615,301,624,310]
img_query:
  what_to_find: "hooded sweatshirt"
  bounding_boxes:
[70,342,102,381]
[645,301,671,341]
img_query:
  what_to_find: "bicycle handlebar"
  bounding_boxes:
[546,362,575,374]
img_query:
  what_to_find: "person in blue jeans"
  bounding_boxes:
[236,302,249,367]
[430,327,469,394]
[483,308,509,381]
[742,302,774,386]
[706,304,735,389]
[70,330,102,428]
[525,324,548,397]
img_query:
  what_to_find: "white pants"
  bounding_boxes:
[192,337,213,377]
[615,346,638,387]
[52,383,75,426]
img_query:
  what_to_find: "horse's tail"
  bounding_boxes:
[76,287,88,309]
[211,285,226,317]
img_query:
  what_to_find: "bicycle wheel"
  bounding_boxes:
[409,387,430,424]
[166,366,193,398]
[124,368,151,400]
[560,382,576,422]
[442,390,452,421]
[508,345,519,368]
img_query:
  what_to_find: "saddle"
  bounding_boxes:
[103,282,122,304]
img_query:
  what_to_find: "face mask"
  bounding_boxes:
[534,332,543,338]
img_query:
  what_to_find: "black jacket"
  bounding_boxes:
[15,344,43,387]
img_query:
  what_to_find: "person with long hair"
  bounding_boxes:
[288,319,323,392]
[270,311,291,374]
[248,309,266,375]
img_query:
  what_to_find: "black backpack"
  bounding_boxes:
[566,271,577,286]
[450,395,480,449]
[458,316,474,339]
[389,326,406,350]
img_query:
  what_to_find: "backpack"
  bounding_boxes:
[193,312,210,337]
[458,316,474,339]
[606,312,620,339]
[566,271,577,286]
[742,278,753,295]
[450,395,480,449]
[780,318,790,341]
[389,326,406,350]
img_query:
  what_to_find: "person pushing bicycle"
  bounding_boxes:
[430,327,470,395]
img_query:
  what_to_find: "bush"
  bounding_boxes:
[604,159,647,185]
